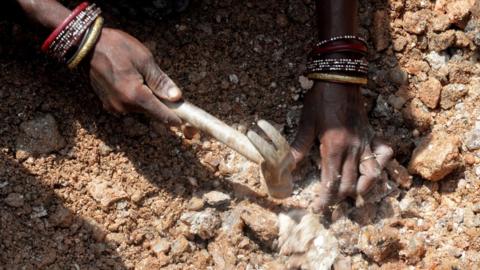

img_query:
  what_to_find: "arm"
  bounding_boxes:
[291,0,393,212]
[15,0,183,125]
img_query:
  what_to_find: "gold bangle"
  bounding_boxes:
[67,16,104,70]
[306,73,368,85]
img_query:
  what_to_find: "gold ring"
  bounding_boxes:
[360,154,377,162]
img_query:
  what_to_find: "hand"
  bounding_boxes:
[89,28,182,125]
[291,81,393,213]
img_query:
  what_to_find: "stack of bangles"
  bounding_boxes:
[41,2,103,69]
[304,35,369,85]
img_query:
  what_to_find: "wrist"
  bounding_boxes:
[16,0,71,29]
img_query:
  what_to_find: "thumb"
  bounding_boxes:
[140,58,183,102]
[291,111,316,165]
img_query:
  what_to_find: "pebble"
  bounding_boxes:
[402,98,432,131]
[87,178,128,207]
[187,196,205,211]
[400,235,426,264]
[393,35,408,51]
[425,51,449,70]
[4,193,24,207]
[228,74,239,84]
[203,191,231,207]
[403,11,428,34]
[408,132,461,181]
[388,67,409,86]
[31,205,48,219]
[357,225,400,263]
[239,202,278,247]
[170,235,190,256]
[151,238,171,255]
[49,205,73,227]
[15,114,66,160]
[387,95,406,110]
[180,208,221,240]
[428,30,456,51]
[432,14,451,32]
[98,142,113,156]
[0,181,8,189]
[386,159,413,188]
[465,128,480,151]
[417,77,442,109]
[298,76,313,90]
[475,165,480,177]
[440,83,468,109]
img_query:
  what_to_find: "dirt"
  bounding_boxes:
[1,0,480,269]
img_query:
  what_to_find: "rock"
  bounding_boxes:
[403,11,429,34]
[399,235,426,265]
[417,77,442,109]
[425,51,449,70]
[180,208,221,240]
[239,202,278,246]
[49,205,73,227]
[4,193,24,207]
[106,233,127,244]
[151,238,171,255]
[203,191,231,207]
[404,60,430,76]
[443,0,475,26]
[388,67,409,86]
[298,75,313,90]
[393,35,408,51]
[402,98,432,131]
[440,83,468,109]
[170,235,190,256]
[228,74,239,84]
[373,10,389,51]
[15,114,65,159]
[386,159,413,188]
[208,237,237,269]
[357,225,400,263]
[464,205,480,228]
[387,95,406,110]
[135,255,169,270]
[428,30,456,51]
[432,14,451,32]
[87,178,128,207]
[465,128,480,151]
[373,95,392,118]
[187,196,205,211]
[408,132,461,181]
[98,142,113,156]
[455,31,472,47]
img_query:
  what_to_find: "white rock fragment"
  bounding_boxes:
[298,76,314,90]
[87,178,128,207]
[228,74,239,84]
[203,191,231,206]
[180,208,221,240]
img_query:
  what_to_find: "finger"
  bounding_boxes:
[134,84,182,125]
[311,143,344,213]
[247,130,277,165]
[338,145,361,198]
[137,57,183,102]
[371,138,394,168]
[257,120,289,153]
[356,146,382,195]
[290,94,317,163]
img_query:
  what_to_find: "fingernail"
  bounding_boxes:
[167,87,181,100]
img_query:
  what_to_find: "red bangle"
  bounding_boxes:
[41,2,89,53]
[311,43,368,56]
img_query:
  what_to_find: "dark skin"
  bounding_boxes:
[16,0,392,212]
[291,0,393,212]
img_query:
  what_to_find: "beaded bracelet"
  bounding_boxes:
[314,35,367,48]
[67,16,104,69]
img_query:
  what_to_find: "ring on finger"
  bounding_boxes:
[360,154,377,162]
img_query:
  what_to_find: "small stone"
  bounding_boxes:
[373,10,389,51]
[228,74,239,84]
[400,235,426,265]
[402,98,432,131]
[180,208,221,240]
[393,36,408,51]
[98,142,112,156]
[203,191,231,207]
[440,83,468,109]
[403,11,428,34]
[388,67,409,86]
[432,14,451,32]
[135,255,169,270]
[239,202,278,247]
[87,178,128,207]
[170,235,190,256]
[49,205,73,227]
[464,153,477,165]
[4,193,24,207]
[298,76,313,90]
[106,233,127,244]
[425,51,449,70]
[15,114,65,160]
[475,165,480,177]
[151,238,171,255]
[276,14,289,27]
[187,196,205,211]
[443,0,475,26]
[387,95,406,110]
[417,77,442,109]
[455,31,472,47]
[358,225,400,263]
[404,60,430,76]
[464,205,480,228]
[181,124,199,140]
[208,237,237,269]
[386,159,413,188]
[465,128,480,151]
[428,30,456,51]
[408,132,461,181]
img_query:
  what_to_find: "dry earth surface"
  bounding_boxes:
[1,0,480,269]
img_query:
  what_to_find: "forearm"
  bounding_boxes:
[16,0,70,29]
[315,0,358,40]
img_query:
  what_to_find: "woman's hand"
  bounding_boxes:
[291,82,393,213]
[89,28,182,125]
